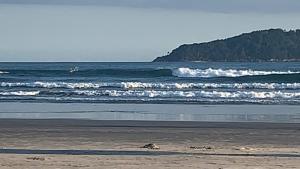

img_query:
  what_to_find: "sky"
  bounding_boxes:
[0,0,300,62]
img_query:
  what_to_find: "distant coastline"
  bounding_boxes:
[153,29,300,62]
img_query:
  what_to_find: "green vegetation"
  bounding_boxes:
[153,29,300,62]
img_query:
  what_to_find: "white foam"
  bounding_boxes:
[0,91,40,96]
[69,67,79,73]
[72,90,300,99]
[0,82,114,89]
[2,81,300,90]
[172,68,300,78]
[0,71,9,74]
[34,82,106,89]
[198,91,300,99]
[121,82,300,90]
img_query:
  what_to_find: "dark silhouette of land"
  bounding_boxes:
[154,29,300,62]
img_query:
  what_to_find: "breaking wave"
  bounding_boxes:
[120,82,300,90]
[56,90,300,99]
[2,81,300,90]
[172,68,300,78]
[2,67,300,80]
[1,63,300,105]
[0,91,40,96]
[0,71,9,74]
[1,89,299,99]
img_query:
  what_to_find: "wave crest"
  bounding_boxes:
[0,91,40,96]
[0,71,9,74]
[2,81,300,90]
[72,90,300,99]
[172,68,300,78]
[5,89,298,99]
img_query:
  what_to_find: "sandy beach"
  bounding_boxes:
[0,119,299,169]
[1,1,300,168]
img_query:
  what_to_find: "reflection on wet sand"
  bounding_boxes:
[0,103,299,123]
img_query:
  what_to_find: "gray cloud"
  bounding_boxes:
[1,0,300,13]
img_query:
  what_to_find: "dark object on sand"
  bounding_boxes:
[26,156,46,161]
[141,143,160,149]
[190,146,214,150]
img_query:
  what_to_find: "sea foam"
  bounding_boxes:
[0,71,9,74]
[1,81,300,90]
[72,90,300,99]
[0,91,40,96]
[172,68,300,78]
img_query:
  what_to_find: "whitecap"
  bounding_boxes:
[69,67,79,73]
[2,81,300,90]
[172,67,300,78]
[0,71,9,74]
[0,91,40,96]
[70,90,300,99]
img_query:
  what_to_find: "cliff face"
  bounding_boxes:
[153,29,300,62]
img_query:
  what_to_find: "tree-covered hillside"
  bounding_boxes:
[153,29,300,62]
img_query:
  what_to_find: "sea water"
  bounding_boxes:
[0,62,299,105]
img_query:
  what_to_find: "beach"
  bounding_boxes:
[0,119,299,169]
[0,61,299,168]
[1,1,300,168]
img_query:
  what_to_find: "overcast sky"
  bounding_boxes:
[0,0,299,61]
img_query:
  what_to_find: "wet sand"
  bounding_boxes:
[0,119,299,169]
[1,103,300,123]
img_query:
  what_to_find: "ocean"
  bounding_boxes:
[0,62,300,105]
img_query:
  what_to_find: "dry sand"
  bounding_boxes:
[0,119,299,169]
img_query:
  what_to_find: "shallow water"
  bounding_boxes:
[0,103,299,123]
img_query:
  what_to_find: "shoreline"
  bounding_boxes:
[1,118,300,128]
[1,148,300,158]
[1,119,300,168]
[1,102,300,123]
[1,118,299,147]
[1,103,300,168]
